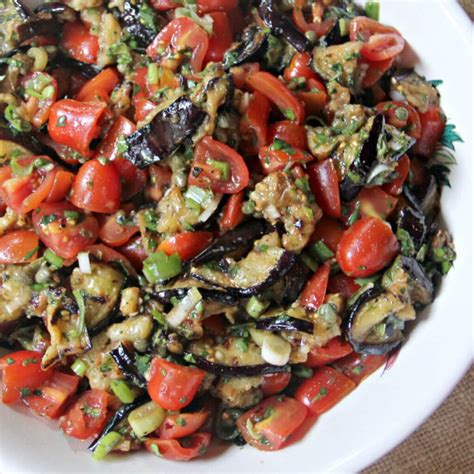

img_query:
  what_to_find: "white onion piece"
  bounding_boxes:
[261,334,291,366]
[166,287,202,328]
[198,193,223,223]
[78,252,91,274]
[248,328,266,347]
[265,204,281,220]
[366,163,392,184]
[389,89,406,102]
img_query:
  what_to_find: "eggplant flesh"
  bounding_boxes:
[124,97,207,168]
[223,26,268,70]
[110,343,148,389]
[396,202,427,256]
[154,287,239,307]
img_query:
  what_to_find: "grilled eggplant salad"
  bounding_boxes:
[0,0,461,460]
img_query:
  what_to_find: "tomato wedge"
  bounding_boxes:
[349,16,399,42]
[307,159,341,219]
[158,231,213,261]
[99,213,139,248]
[189,136,249,194]
[309,217,345,253]
[259,144,313,174]
[327,273,360,298]
[360,33,405,62]
[333,352,387,385]
[219,192,245,231]
[204,12,232,64]
[292,0,334,37]
[283,52,317,82]
[267,121,307,150]
[61,20,99,64]
[261,373,292,397]
[117,236,148,271]
[299,263,330,310]
[239,91,270,155]
[158,412,209,439]
[75,68,121,103]
[45,169,74,203]
[413,106,446,158]
[145,432,211,461]
[85,244,137,277]
[0,230,39,264]
[296,78,328,116]
[375,101,421,139]
[305,337,353,368]
[382,154,410,196]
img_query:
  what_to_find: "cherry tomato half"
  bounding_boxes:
[360,33,405,62]
[307,159,341,219]
[61,20,99,64]
[0,230,39,264]
[305,337,353,368]
[158,231,213,261]
[158,412,209,439]
[299,263,330,310]
[145,432,211,461]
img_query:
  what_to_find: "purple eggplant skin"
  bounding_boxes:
[0,122,45,155]
[190,354,291,377]
[124,97,207,168]
[258,0,312,53]
[398,255,433,306]
[222,26,269,70]
[154,288,239,307]
[396,205,427,255]
[190,220,270,267]
[110,344,148,389]
[340,113,385,202]
[17,18,63,44]
[345,287,403,355]
[12,0,34,19]
[256,316,313,334]
[281,258,312,305]
[52,53,101,79]
[323,20,348,47]
[33,2,70,15]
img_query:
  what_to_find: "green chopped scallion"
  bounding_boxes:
[365,1,380,20]
[71,358,89,377]
[44,248,64,268]
[310,240,334,262]
[207,158,230,180]
[92,431,122,460]
[110,380,136,404]
[245,296,269,318]
[143,251,182,283]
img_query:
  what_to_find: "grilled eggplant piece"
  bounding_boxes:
[154,287,238,306]
[0,123,44,158]
[346,287,415,355]
[110,343,147,389]
[52,52,101,79]
[17,18,62,44]
[323,19,349,46]
[124,97,207,168]
[223,26,269,70]
[258,0,311,53]
[256,315,313,334]
[281,258,312,305]
[396,204,427,257]
[12,0,34,19]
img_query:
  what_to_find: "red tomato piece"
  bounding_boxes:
[259,145,313,174]
[145,432,211,461]
[158,412,209,439]
[117,236,147,271]
[197,0,237,14]
[59,389,109,440]
[0,351,52,404]
[292,0,334,37]
[346,186,398,220]
[148,358,205,410]
[261,372,292,397]
[307,159,341,219]
[230,62,260,89]
[62,21,99,64]
[85,243,137,277]
[309,217,345,253]
[361,57,394,88]
[413,106,446,158]
[219,192,245,231]
[45,169,74,203]
[32,201,99,259]
[296,78,328,117]
[204,12,232,64]
[283,52,316,82]
[299,263,330,310]
[336,216,399,277]
[158,231,213,261]
[327,273,360,298]
[267,121,307,150]
[333,352,387,385]
[349,16,399,42]
[360,33,405,62]
[75,68,121,103]
[382,154,410,196]
[239,91,270,155]
[0,230,39,264]
[246,71,305,124]
[99,213,139,248]
[189,136,249,194]
[147,17,209,73]
[150,0,179,10]
[146,164,172,201]
[23,371,80,419]
[48,99,107,157]
[237,396,307,451]
[375,101,421,139]
[305,337,353,368]
[295,366,355,416]
[70,159,121,213]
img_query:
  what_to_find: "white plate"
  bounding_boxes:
[0,1,472,472]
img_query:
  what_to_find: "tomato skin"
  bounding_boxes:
[75,68,121,103]
[230,62,260,89]
[296,78,328,117]
[267,121,307,150]
[70,159,121,214]
[117,236,147,271]
[48,99,107,157]
[59,389,109,440]
[239,91,270,156]
[146,164,172,202]
[23,371,80,419]
[413,106,446,158]
[197,0,237,14]
[305,337,353,368]
[237,396,307,451]
[283,52,316,82]
[361,57,394,88]
[375,101,421,139]
[259,146,313,174]
[349,16,399,42]
[0,230,39,264]
[346,186,398,221]
[299,263,330,310]
[333,352,386,385]
[327,273,360,298]
[309,217,345,253]
[62,21,99,64]
[150,0,178,10]
[189,136,249,194]
[99,213,139,248]
[219,192,244,231]
[261,372,292,397]
[336,217,399,277]
[158,412,209,439]
[307,159,341,219]
[158,231,213,261]
[0,351,53,404]
[45,170,74,203]
[204,12,232,64]
[246,71,305,125]
[292,0,334,37]
[360,33,405,62]
[85,243,137,277]
[382,154,410,196]
[148,358,205,410]
[145,432,211,461]
[295,366,355,416]
[32,201,99,259]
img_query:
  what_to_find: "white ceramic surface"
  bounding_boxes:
[0,1,472,472]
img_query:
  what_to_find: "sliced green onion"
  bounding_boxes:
[4,104,31,132]
[44,248,64,268]
[365,1,380,20]
[71,358,89,377]
[300,253,318,271]
[245,296,269,318]
[143,251,182,283]
[147,63,159,85]
[92,431,122,460]
[339,18,349,37]
[72,289,86,335]
[127,401,167,438]
[206,158,230,180]
[10,156,34,177]
[310,240,334,262]
[184,185,212,206]
[110,379,135,403]
[25,87,44,99]
[293,365,313,379]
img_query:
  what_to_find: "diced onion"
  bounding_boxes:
[166,287,202,328]
[366,163,392,184]
[78,252,91,274]
[261,334,291,366]
[265,204,281,220]
[389,90,406,102]
[198,193,223,223]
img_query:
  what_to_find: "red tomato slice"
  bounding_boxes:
[361,57,394,88]
[70,159,121,214]
[59,389,109,440]
[147,17,209,73]
[292,0,334,37]
[307,159,341,219]
[246,71,305,124]
[96,115,136,161]
[158,412,209,439]
[296,78,328,117]
[204,12,232,64]
[261,372,292,397]
[333,352,387,385]
[327,273,360,298]
[48,99,107,157]
[148,358,205,410]
[359,186,398,219]
[219,192,244,231]
[360,33,405,62]
[309,217,345,253]
[305,337,353,368]
[146,164,172,201]
[75,68,121,102]
[189,136,249,194]
[413,106,446,158]
[85,243,137,277]
[375,101,421,139]
[23,371,80,419]
[117,236,148,271]
[230,62,260,89]
[259,145,313,174]
[237,396,307,451]
[239,91,270,156]
[382,154,410,196]
[197,0,237,14]
[150,0,179,10]
[295,366,355,416]
[349,16,399,42]
[0,230,39,264]
[99,213,139,248]
[299,263,330,310]
[267,121,307,150]
[336,216,399,277]
[62,21,99,64]
[45,169,74,203]
[145,432,211,461]
[0,351,53,404]
[158,231,213,261]
[32,201,99,259]
[283,52,317,82]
